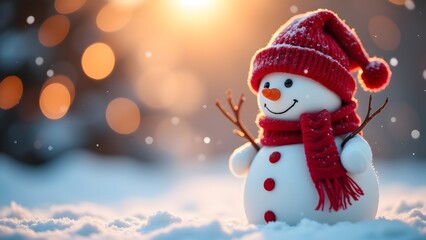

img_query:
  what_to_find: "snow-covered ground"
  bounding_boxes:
[0,150,425,239]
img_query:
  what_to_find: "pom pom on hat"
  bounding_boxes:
[359,58,391,92]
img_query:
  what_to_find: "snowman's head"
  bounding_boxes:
[258,72,342,121]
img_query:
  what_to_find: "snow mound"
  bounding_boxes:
[0,151,425,239]
[141,211,182,233]
[0,201,424,239]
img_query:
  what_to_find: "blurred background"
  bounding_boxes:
[0,0,425,167]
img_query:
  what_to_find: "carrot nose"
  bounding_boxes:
[262,88,281,101]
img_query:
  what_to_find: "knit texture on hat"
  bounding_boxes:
[249,9,391,103]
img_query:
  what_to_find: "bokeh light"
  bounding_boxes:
[105,97,140,135]
[155,118,194,159]
[171,117,180,125]
[38,15,70,47]
[46,69,54,77]
[39,83,71,120]
[290,5,298,14]
[1,0,425,164]
[26,16,35,24]
[368,16,401,51]
[145,136,154,145]
[42,75,76,103]
[135,70,204,115]
[96,3,133,32]
[405,0,415,10]
[35,57,44,66]
[0,76,23,110]
[411,130,420,139]
[81,42,115,80]
[54,0,86,14]
[390,57,398,67]
[134,68,173,110]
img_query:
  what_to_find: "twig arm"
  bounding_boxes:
[341,96,389,148]
[216,91,260,152]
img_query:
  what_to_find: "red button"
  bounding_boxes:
[269,151,281,163]
[264,178,275,191]
[264,210,276,223]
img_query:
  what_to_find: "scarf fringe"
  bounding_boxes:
[259,102,364,212]
[315,175,364,211]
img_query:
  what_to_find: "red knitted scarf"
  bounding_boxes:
[258,101,364,212]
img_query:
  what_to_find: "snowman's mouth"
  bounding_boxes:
[264,99,298,115]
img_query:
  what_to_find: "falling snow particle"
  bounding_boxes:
[145,51,152,58]
[423,69,426,80]
[202,105,207,109]
[47,69,54,77]
[390,117,396,123]
[145,136,154,145]
[35,57,44,66]
[290,5,298,14]
[13,140,17,144]
[26,16,35,25]
[48,146,53,151]
[203,137,211,144]
[405,0,415,10]
[171,117,180,125]
[197,154,206,161]
[303,69,309,74]
[96,144,99,147]
[411,129,420,139]
[390,57,398,67]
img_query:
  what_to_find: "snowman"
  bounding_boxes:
[227,10,391,225]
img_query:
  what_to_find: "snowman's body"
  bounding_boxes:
[243,137,378,225]
[230,73,380,225]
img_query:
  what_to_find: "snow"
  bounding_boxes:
[145,136,154,144]
[46,69,54,77]
[145,51,152,58]
[411,130,420,139]
[26,16,35,25]
[390,57,398,67]
[171,117,180,125]
[405,0,415,10]
[140,211,182,233]
[0,150,425,239]
[35,57,43,66]
[289,5,298,14]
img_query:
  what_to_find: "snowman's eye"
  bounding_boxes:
[284,79,293,88]
[264,82,270,88]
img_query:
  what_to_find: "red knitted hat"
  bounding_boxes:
[249,9,391,103]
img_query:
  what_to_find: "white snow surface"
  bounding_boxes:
[0,150,425,239]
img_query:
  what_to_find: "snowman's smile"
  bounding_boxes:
[264,99,298,115]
